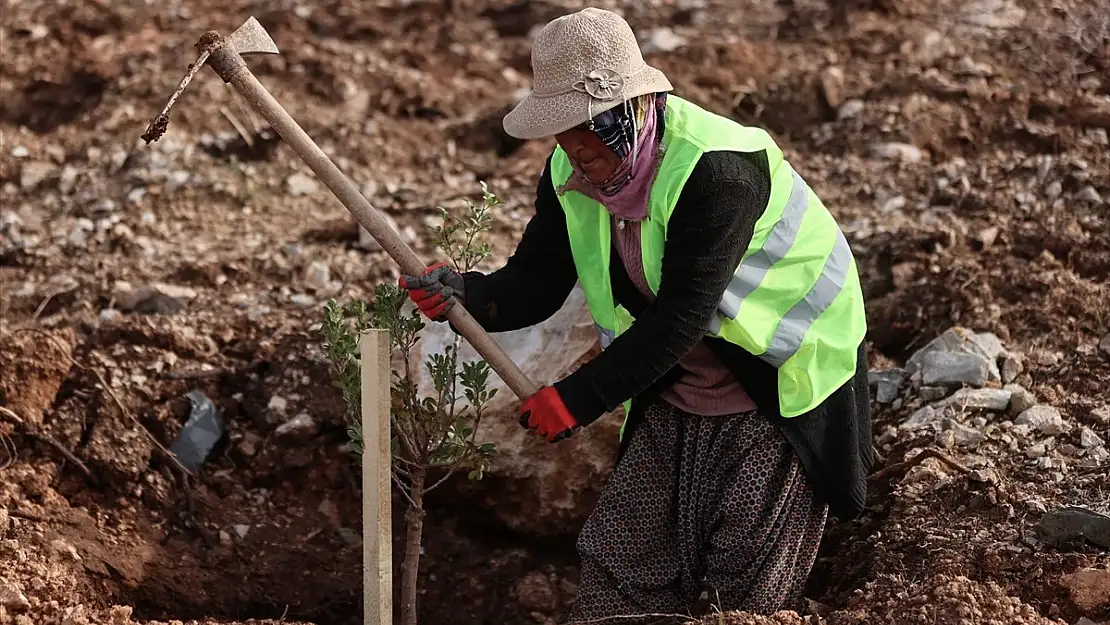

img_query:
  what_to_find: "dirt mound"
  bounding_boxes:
[2,0,1108,623]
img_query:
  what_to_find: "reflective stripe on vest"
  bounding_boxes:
[550,95,866,419]
[709,168,857,368]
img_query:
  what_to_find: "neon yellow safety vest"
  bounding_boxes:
[550,95,867,421]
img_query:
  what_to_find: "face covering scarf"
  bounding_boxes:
[563,92,668,222]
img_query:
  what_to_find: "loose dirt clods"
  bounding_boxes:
[2,0,1108,624]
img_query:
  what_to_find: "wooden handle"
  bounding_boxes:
[213,53,541,400]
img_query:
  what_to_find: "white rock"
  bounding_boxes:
[959,0,1026,31]
[1006,384,1036,415]
[1076,186,1102,203]
[286,171,319,197]
[920,351,990,388]
[1015,405,1068,436]
[290,293,317,307]
[943,419,985,447]
[233,524,250,538]
[870,142,923,163]
[304,260,331,289]
[938,387,1012,411]
[1000,352,1023,383]
[275,412,319,443]
[11,145,29,158]
[1079,427,1105,449]
[641,27,687,55]
[267,395,289,414]
[20,160,55,190]
[907,327,1004,382]
[411,285,614,534]
[837,99,865,120]
[1091,405,1110,426]
[869,369,905,404]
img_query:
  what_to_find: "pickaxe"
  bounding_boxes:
[142,17,540,400]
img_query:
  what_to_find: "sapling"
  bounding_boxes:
[321,183,502,625]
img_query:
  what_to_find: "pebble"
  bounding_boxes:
[640,26,687,55]
[304,260,331,289]
[1076,185,1102,203]
[920,351,990,388]
[1000,352,1023,383]
[286,171,319,197]
[1079,427,1104,449]
[869,369,905,404]
[0,506,8,536]
[10,145,29,158]
[1005,384,1036,415]
[939,387,1013,411]
[98,309,123,325]
[837,99,865,120]
[1025,442,1047,458]
[233,524,250,539]
[943,419,985,448]
[290,293,317,307]
[1044,180,1063,201]
[1083,445,1110,467]
[870,142,924,163]
[268,395,289,414]
[1090,405,1110,426]
[1015,405,1068,436]
[275,412,320,443]
[919,386,951,402]
[20,160,55,190]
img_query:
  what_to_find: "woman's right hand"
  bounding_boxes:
[398,262,465,321]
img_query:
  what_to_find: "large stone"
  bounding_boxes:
[906,327,1005,383]
[868,368,905,404]
[411,285,616,536]
[920,351,990,388]
[1016,405,1068,436]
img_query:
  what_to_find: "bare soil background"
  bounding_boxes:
[1,0,1108,624]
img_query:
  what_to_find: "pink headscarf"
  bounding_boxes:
[562,93,668,222]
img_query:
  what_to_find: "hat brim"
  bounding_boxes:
[502,65,673,140]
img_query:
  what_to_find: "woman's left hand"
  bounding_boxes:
[519,386,579,442]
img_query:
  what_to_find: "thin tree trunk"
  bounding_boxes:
[401,466,427,625]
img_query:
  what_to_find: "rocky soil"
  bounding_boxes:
[2,0,1109,624]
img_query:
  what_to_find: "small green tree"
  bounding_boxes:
[321,183,501,625]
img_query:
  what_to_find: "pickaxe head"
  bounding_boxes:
[141,16,280,143]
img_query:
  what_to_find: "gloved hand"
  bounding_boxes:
[398,262,465,321]
[519,386,579,442]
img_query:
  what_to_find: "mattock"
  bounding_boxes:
[142,17,541,401]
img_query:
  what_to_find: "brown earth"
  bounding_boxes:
[2,0,1109,624]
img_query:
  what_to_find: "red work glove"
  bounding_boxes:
[519,386,579,442]
[398,262,465,321]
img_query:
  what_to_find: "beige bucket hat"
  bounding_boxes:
[502,7,674,140]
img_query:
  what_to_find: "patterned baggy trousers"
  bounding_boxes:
[568,399,828,623]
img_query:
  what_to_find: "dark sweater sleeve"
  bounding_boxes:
[554,150,771,423]
[457,154,579,333]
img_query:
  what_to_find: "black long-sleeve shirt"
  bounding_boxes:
[461,149,770,423]
[457,147,875,522]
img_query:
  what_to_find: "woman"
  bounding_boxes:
[399,7,874,621]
